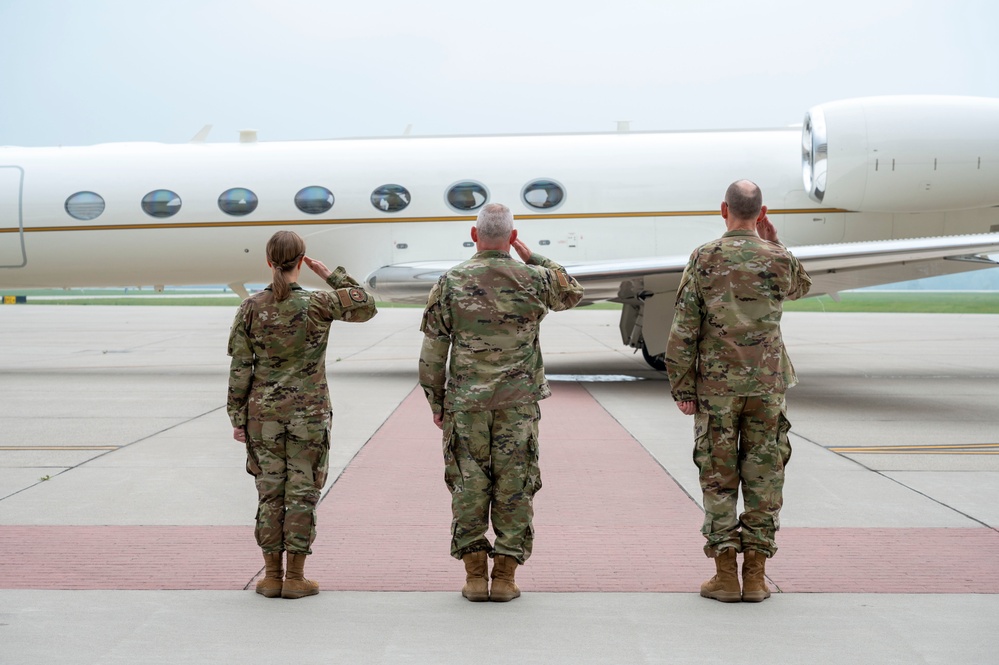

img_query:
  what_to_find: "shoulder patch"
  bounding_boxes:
[334,288,367,307]
[557,271,570,288]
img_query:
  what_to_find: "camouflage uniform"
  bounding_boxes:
[665,230,810,558]
[419,250,583,563]
[228,268,377,555]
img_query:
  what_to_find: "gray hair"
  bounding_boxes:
[724,180,763,220]
[476,203,514,240]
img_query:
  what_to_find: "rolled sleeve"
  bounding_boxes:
[322,267,378,322]
[529,253,584,311]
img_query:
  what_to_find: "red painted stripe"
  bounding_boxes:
[0,526,258,590]
[309,383,706,592]
[2,383,996,593]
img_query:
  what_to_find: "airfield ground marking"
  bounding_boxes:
[1,385,996,592]
[830,443,999,455]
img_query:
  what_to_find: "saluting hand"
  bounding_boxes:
[757,216,779,243]
[511,239,533,263]
[303,256,332,280]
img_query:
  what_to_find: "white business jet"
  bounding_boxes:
[2,96,998,368]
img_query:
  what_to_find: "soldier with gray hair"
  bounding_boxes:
[665,180,811,603]
[419,202,583,602]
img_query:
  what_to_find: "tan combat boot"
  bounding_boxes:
[461,551,489,602]
[699,548,741,602]
[742,549,772,602]
[255,551,284,598]
[282,552,320,599]
[490,554,521,602]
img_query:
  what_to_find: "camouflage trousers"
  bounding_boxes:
[245,418,331,555]
[693,394,791,558]
[442,404,542,565]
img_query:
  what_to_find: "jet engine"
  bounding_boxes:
[802,96,999,212]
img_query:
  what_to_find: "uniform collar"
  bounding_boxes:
[264,283,304,292]
[722,230,759,238]
[474,250,512,259]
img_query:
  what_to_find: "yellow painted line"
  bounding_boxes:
[837,451,999,455]
[0,208,849,234]
[0,446,120,451]
[834,443,998,450]
[831,443,999,455]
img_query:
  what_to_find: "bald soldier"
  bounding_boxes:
[665,180,811,603]
[419,202,583,602]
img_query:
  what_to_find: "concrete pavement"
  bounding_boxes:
[1,305,997,664]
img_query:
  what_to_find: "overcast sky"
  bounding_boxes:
[0,0,996,146]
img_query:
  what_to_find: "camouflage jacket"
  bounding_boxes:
[419,250,583,415]
[227,267,377,427]
[665,230,811,401]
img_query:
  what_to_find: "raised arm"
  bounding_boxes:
[512,239,584,311]
[306,257,378,323]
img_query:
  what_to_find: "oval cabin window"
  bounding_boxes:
[295,186,334,214]
[445,181,489,212]
[370,184,411,213]
[218,188,259,216]
[65,191,105,220]
[522,179,565,210]
[141,190,182,218]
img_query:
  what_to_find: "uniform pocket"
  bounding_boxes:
[442,414,462,493]
[525,431,542,496]
[692,412,711,474]
[313,419,332,489]
[245,434,262,477]
[777,409,792,468]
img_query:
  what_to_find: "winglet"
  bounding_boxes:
[190,125,213,143]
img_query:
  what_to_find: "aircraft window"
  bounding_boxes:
[463,241,474,248]
[295,186,334,214]
[522,179,565,210]
[395,243,408,249]
[65,191,105,220]
[141,190,182,218]
[218,188,259,216]
[371,184,411,212]
[445,181,489,212]
[539,239,551,246]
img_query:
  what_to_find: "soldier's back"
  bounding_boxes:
[441,250,552,411]
[692,231,799,395]
[240,288,336,422]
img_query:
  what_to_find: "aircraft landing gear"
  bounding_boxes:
[641,342,667,371]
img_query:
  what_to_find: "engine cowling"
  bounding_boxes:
[802,96,999,212]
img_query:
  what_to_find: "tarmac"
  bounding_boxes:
[1,305,997,664]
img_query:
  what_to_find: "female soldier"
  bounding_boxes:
[227,230,377,599]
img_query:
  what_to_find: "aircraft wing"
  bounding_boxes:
[367,232,999,305]
[785,232,999,297]
[563,231,999,303]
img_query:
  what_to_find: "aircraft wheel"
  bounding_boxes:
[641,343,667,371]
